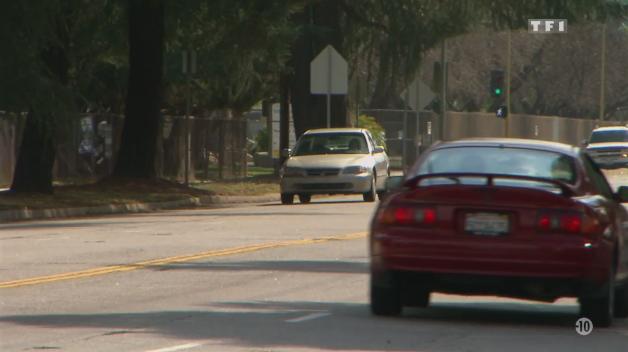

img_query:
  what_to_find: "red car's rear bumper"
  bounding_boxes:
[371,228,613,285]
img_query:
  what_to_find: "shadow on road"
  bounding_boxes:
[149,259,369,274]
[3,300,627,351]
[257,200,368,206]
[137,211,347,217]
[0,220,152,230]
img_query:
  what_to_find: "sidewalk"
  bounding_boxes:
[0,193,279,223]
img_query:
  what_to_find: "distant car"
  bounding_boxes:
[585,126,628,169]
[370,138,628,327]
[280,128,389,204]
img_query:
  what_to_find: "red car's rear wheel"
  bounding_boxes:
[370,272,401,316]
[580,265,615,328]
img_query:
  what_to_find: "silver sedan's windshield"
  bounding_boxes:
[590,130,628,143]
[293,133,369,156]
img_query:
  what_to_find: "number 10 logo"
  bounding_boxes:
[575,317,593,336]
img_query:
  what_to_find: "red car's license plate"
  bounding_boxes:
[464,213,509,235]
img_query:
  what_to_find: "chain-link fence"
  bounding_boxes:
[1,110,624,186]
[0,112,250,186]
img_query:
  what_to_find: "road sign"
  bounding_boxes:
[401,79,435,111]
[310,45,348,95]
[310,45,348,127]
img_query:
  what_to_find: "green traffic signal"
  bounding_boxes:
[490,69,504,97]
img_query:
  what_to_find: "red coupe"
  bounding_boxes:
[370,138,628,327]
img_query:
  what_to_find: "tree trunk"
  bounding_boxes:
[218,109,235,180]
[10,111,55,193]
[369,39,405,109]
[10,15,71,193]
[113,0,164,179]
[289,1,348,138]
[232,111,247,178]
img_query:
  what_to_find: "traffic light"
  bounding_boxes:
[490,69,505,97]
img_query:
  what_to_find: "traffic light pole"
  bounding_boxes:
[599,23,607,121]
[505,30,511,138]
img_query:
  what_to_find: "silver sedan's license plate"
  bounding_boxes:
[465,213,509,235]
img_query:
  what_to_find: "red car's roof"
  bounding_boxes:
[432,138,580,157]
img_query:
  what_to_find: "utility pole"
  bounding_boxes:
[414,69,421,160]
[439,40,447,141]
[599,23,607,120]
[355,77,360,127]
[403,89,409,171]
[505,30,512,137]
[279,75,290,167]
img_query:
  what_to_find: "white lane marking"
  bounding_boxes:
[144,342,203,352]
[285,312,331,323]
[34,236,71,242]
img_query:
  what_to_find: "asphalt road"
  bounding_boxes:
[1,192,628,352]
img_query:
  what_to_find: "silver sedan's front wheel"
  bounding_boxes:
[281,193,294,205]
[363,174,376,202]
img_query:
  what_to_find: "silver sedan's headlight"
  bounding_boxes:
[281,166,306,177]
[343,165,369,175]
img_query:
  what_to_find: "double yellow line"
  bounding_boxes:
[0,232,366,289]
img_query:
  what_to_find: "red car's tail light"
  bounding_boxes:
[537,214,552,230]
[560,214,582,233]
[537,211,582,234]
[394,208,414,224]
[379,206,437,226]
[423,208,437,224]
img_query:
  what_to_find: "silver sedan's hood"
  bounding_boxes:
[286,154,374,169]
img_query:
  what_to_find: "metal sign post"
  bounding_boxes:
[326,48,331,128]
[401,75,436,162]
[310,45,348,128]
[439,40,447,141]
[182,49,197,186]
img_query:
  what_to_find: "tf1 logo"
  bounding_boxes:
[528,19,568,33]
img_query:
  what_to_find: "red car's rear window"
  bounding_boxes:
[414,147,577,185]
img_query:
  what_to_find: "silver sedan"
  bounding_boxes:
[280,128,389,204]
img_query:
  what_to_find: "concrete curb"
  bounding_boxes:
[0,194,280,223]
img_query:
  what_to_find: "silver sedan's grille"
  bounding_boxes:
[306,168,341,176]
[295,183,352,190]
[588,149,624,158]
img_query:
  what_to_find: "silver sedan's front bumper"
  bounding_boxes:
[590,156,628,169]
[280,174,372,194]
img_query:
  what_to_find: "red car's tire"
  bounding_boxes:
[370,273,402,316]
[614,283,628,318]
[403,288,431,308]
[580,267,615,328]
